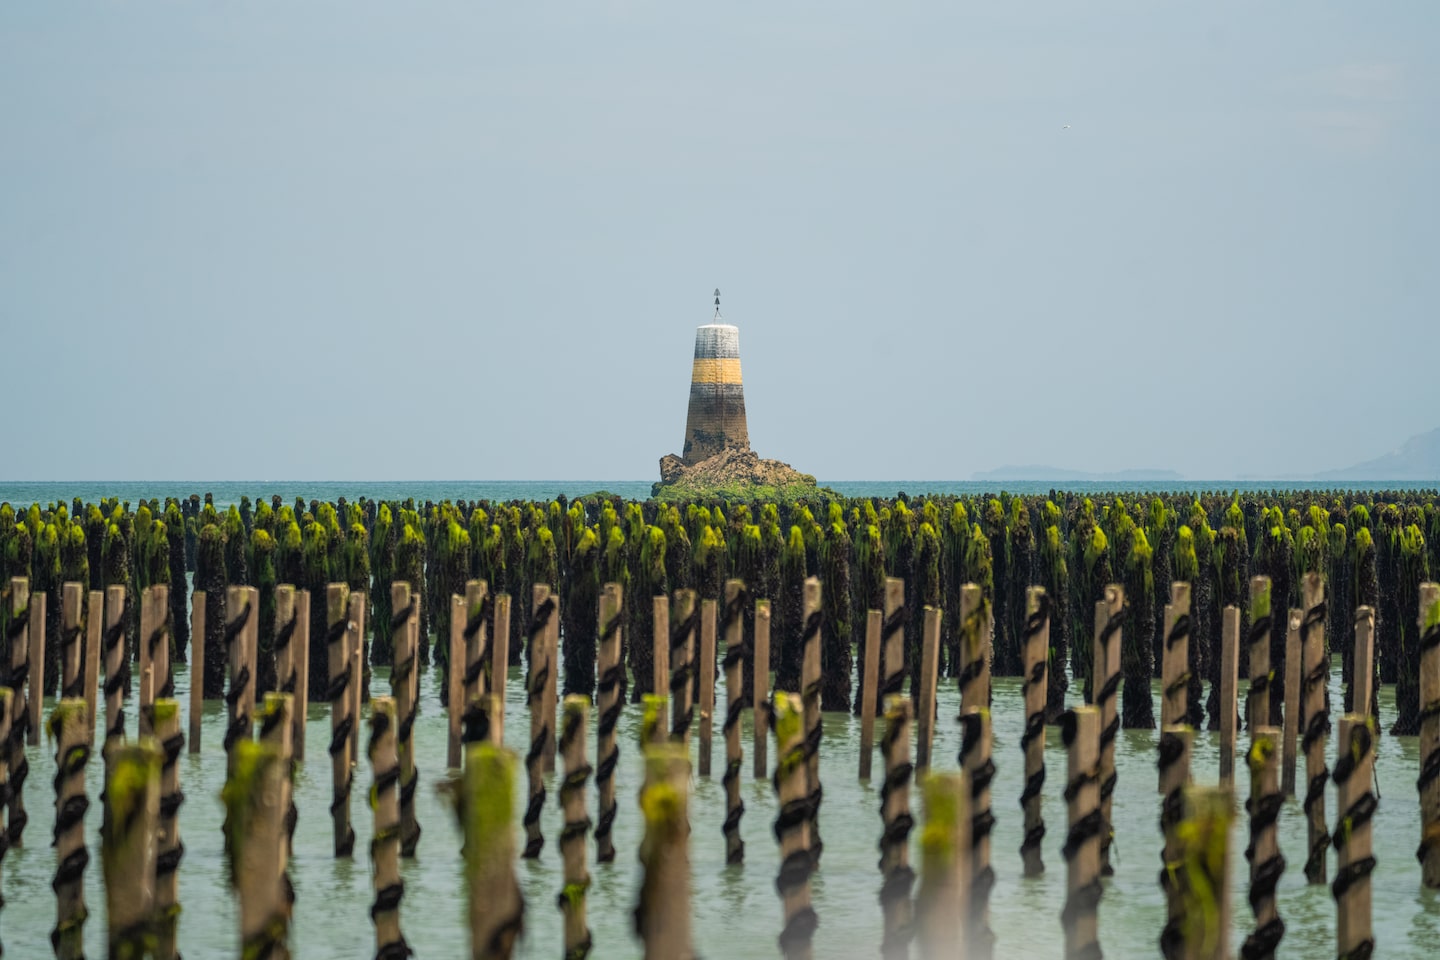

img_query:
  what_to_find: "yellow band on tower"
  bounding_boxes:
[690,357,743,386]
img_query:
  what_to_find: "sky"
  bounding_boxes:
[2,2,1436,481]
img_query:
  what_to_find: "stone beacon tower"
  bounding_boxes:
[681,290,750,466]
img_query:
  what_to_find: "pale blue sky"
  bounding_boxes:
[2,2,1435,481]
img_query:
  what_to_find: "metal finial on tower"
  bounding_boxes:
[714,288,721,320]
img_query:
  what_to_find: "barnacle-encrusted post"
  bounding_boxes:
[1302,573,1330,884]
[1247,577,1272,739]
[915,770,969,957]
[1021,586,1048,877]
[1333,714,1376,957]
[558,695,593,958]
[1158,724,1192,952]
[1241,726,1284,960]
[879,694,914,960]
[959,707,995,958]
[103,740,161,960]
[1419,583,1440,888]
[721,579,748,864]
[153,698,185,960]
[7,578,32,846]
[49,698,90,960]
[772,691,815,959]
[634,743,693,960]
[449,743,524,960]
[595,581,623,864]
[524,583,557,859]
[328,583,356,858]
[1060,707,1101,960]
[1093,584,1123,875]
[223,739,291,960]
[1162,581,1191,731]
[368,695,409,958]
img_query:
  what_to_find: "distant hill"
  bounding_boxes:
[972,466,1185,483]
[1317,427,1440,481]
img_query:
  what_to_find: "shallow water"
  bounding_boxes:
[5,644,1436,959]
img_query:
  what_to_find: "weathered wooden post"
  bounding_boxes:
[699,597,718,778]
[293,589,312,762]
[669,588,696,747]
[258,692,294,859]
[1419,583,1440,888]
[721,579,748,864]
[275,585,303,760]
[652,593,671,742]
[915,605,941,772]
[1242,727,1284,960]
[1021,586,1048,877]
[27,590,45,747]
[799,576,824,863]
[1247,577,1272,737]
[137,585,166,737]
[1158,724,1193,946]
[102,583,127,759]
[1333,714,1376,958]
[879,695,914,960]
[1281,609,1301,798]
[61,582,84,702]
[559,695,593,959]
[1353,605,1376,722]
[1219,605,1239,785]
[635,743,693,960]
[49,698,90,960]
[1302,574,1330,885]
[0,689,8,944]
[225,585,256,771]
[595,581,623,864]
[882,577,908,705]
[859,609,881,781]
[524,583,556,858]
[542,586,560,774]
[1162,581,1191,729]
[348,590,364,769]
[450,743,524,960]
[1171,787,1234,960]
[958,583,989,715]
[103,740,161,960]
[915,770,970,959]
[461,579,490,749]
[449,593,466,768]
[491,593,511,742]
[391,581,421,858]
[153,698,185,960]
[188,588,204,753]
[87,588,104,746]
[772,692,816,960]
[223,739,290,959]
[1060,707,1101,960]
[7,578,31,846]
[1093,584,1123,875]
[959,707,994,959]
[753,599,771,779]
[328,583,356,858]
[368,695,409,958]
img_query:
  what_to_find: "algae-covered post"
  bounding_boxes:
[524,583,556,859]
[635,743,693,960]
[915,605,940,773]
[7,578,31,845]
[1218,605,1239,785]
[800,576,824,862]
[1243,727,1284,960]
[1093,584,1123,875]
[49,698,89,960]
[451,743,524,960]
[1420,583,1440,888]
[959,707,995,959]
[328,583,356,858]
[189,588,204,753]
[698,597,717,778]
[1162,581,1190,729]
[878,695,914,960]
[558,695,593,959]
[223,739,291,960]
[103,740,161,960]
[1061,707,1101,960]
[915,770,970,958]
[1020,586,1048,878]
[752,599,771,779]
[1158,724,1192,945]
[721,579,747,864]
[859,609,881,781]
[772,691,815,960]
[368,695,409,958]
[595,581,624,865]
[669,588,696,748]
[1302,574,1331,885]
[1282,609,1301,798]
[1172,787,1234,960]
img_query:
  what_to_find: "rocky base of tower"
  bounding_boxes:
[654,447,820,502]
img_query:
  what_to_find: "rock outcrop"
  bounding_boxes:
[653,447,818,501]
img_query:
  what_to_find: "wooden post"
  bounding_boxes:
[223,739,290,959]
[139,585,169,737]
[915,770,970,959]
[348,590,364,767]
[1420,584,1440,888]
[452,743,523,960]
[1247,577,1272,737]
[1333,714,1376,960]
[0,689,8,936]
[1158,724,1193,946]
[1061,707,1101,960]
[915,605,941,772]
[698,597,717,778]
[258,692,294,862]
[88,588,104,747]
[559,696,592,959]
[636,743,693,960]
[669,588,696,747]
[652,594,670,743]
[958,583,989,714]
[859,609,881,781]
[752,599,771,779]
[1241,726,1284,960]
[103,583,126,758]
[1173,786,1234,960]
[1353,605,1376,722]
[226,585,255,770]
[1161,581,1191,728]
[104,740,161,960]
[368,695,408,957]
[879,695,914,960]
[153,698,185,960]
[186,588,204,755]
[1281,609,1301,798]
[449,593,466,769]
[1302,574,1330,885]
[1093,584,1123,875]
[491,594,511,743]
[61,582,84,700]
[772,692,815,960]
[1021,586,1048,877]
[328,582,356,858]
[721,580,747,864]
[7,578,31,847]
[293,589,311,763]
[543,586,560,774]
[882,577,908,704]
[26,590,44,747]
[461,580,490,749]
[391,581,421,858]
[1219,605,1239,785]
[524,583,555,858]
[275,586,303,761]
[959,707,994,959]
[49,699,90,960]
[595,581,623,864]
[800,576,824,862]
